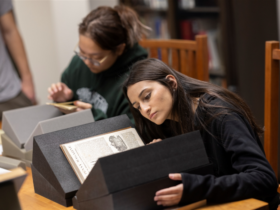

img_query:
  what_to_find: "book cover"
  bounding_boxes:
[180,20,194,40]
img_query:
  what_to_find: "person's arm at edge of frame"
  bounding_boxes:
[0,10,36,104]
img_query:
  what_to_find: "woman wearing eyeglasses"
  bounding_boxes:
[47,5,149,122]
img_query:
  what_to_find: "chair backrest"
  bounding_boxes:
[264,41,280,179]
[139,35,209,81]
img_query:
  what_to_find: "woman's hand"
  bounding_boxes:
[48,82,73,102]
[154,174,183,206]
[148,139,162,145]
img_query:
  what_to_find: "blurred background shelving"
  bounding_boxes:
[120,0,225,86]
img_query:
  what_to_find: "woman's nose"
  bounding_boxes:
[141,103,150,114]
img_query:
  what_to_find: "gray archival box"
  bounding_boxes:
[0,156,26,171]
[1,105,94,167]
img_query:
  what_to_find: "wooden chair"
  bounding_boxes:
[139,35,209,82]
[264,41,280,193]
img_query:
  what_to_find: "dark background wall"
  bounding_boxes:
[220,0,278,128]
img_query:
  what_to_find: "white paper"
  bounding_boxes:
[0,167,10,175]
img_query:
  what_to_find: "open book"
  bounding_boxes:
[60,127,144,183]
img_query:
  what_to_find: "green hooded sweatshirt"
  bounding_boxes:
[61,43,147,123]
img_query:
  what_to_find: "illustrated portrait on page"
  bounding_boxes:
[109,135,128,152]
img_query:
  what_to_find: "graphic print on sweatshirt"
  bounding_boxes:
[77,88,108,114]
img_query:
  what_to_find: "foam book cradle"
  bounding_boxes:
[32,114,213,209]
[1,105,94,167]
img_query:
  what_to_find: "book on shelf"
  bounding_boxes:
[60,127,145,183]
[178,0,217,8]
[179,0,195,9]
[180,20,194,40]
[180,19,222,72]
[149,0,168,9]
[141,14,169,39]
[129,0,167,9]
[206,29,220,71]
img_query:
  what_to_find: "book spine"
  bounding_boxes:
[180,20,194,40]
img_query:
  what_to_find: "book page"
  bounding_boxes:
[0,168,10,175]
[61,128,144,183]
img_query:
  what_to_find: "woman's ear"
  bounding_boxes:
[116,43,126,56]
[165,75,178,89]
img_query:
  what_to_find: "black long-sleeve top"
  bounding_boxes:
[180,94,279,210]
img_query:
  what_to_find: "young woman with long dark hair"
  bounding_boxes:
[123,58,279,209]
[47,5,149,122]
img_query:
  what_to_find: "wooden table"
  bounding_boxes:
[18,168,269,210]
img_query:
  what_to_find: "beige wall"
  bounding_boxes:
[12,0,90,104]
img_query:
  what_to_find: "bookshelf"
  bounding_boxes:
[119,0,225,86]
[173,0,224,86]
[119,0,174,39]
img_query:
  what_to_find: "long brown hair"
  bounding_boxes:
[79,5,150,52]
[123,58,263,143]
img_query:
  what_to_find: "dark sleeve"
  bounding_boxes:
[180,113,278,205]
